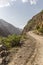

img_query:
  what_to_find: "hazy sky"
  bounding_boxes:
[0,0,43,29]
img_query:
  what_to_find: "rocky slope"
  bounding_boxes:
[0,19,21,36]
[23,10,43,34]
[0,45,10,65]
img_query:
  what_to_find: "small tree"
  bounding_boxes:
[39,27,43,33]
[36,25,40,30]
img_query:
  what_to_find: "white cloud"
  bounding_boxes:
[22,0,38,5]
[0,0,38,7]
[0,0,16,7]
[30,0,38,5]
[22,0,28,3]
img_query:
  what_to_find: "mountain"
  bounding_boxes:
[23,10,43,34]
[0,19,21,37]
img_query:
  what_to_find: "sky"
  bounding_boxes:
[0,0,43,29]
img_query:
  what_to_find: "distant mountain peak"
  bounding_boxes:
[0,19,21,37]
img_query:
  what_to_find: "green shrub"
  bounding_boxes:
[38,28,43,33]
[36,25,40,30]
[8,35,21,47]
[1,34,21,49]
[1,37,11,49]
[0,34,27,49]
[36,24,43,34]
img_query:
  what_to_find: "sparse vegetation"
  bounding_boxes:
[36,25,40,30]
[0,35,21,49]
[0,34,27,49]
[35,22,43,35]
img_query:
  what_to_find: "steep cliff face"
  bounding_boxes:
[23,10,43,34]
[0,19,21,36]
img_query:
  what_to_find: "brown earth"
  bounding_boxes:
[8,32,38,65]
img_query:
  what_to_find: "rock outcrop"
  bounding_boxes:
[0,45,10,65]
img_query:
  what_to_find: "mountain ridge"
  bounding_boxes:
[0,19,21,37]
[23,10,43,34]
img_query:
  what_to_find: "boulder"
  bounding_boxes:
[0,45,7,52]
[0,51,10,58]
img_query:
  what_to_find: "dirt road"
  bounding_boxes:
[28,31,43,65]
[8,32,37,65]
[8,31,43,65]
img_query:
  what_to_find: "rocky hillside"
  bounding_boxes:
[0,19,21,37]
[23,10,43,34]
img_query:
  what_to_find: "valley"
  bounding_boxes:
[0,10,43,65]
